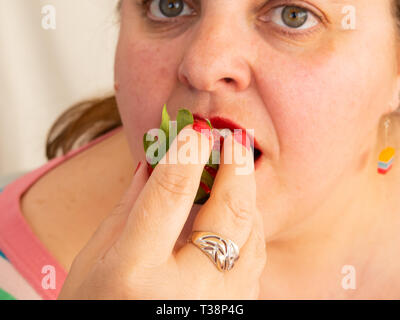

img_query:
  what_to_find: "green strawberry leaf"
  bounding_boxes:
[206,150,220,169]
[156,132,168,164]
[177,109,194,133]
[205,118,212,129]
[201,168,215,189]
[207,162,219,170]
[143,132,155,154]
[143,105,219,205]
[144,128,167,168]
[194,187,209,204]
[160,104,170,145]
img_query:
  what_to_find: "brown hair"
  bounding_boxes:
[46,95,121,159]
[46,0,400,160]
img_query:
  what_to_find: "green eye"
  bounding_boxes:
[159,0,184,18]
[259,5,319,31]
[281,6,308,28]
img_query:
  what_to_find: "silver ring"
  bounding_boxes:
[189,231,240,272]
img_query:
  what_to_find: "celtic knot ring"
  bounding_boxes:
[189,231,240,272]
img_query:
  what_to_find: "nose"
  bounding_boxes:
[177,15,253,93]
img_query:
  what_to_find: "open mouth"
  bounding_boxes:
[193,114,263,163]
[253,148,262,162]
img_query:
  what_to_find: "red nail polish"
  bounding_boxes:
[147,163,154,176]
[134,161,142,175]
[193,119,212,139]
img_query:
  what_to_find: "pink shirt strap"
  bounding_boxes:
[0,126,123,299]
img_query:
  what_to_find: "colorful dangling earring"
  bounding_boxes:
[377,118,395,174]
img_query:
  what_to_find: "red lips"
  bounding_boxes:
[192,119,212,139]
[193,114,257,151]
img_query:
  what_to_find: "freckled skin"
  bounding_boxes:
[114,0,400,298]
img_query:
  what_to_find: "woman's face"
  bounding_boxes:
[114,0,400,240]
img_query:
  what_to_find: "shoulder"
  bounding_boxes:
[18,128,134,270]
[21,127,130,216]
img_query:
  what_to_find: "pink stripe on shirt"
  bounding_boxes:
[0,126,123,299]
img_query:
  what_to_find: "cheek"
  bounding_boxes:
[114,37,180,156]
[256,32,393,201]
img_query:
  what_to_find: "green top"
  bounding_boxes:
[0,287,16,300]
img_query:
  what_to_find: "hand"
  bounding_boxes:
[58,124,267,299]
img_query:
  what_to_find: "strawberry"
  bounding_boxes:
[143,104,220,204]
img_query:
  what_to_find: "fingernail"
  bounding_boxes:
[147,163,154,176]
[134,161,142,175]
[193,119,212,139]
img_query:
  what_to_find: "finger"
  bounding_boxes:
[194,131,256,247]
[226,209,267,283]
[69,161,148,275]
[177,131,256,274]
[114,123,214,266]
[225,183,267,287]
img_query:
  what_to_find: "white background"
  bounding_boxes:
[0,0,120,176]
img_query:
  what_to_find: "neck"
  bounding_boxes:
[259,134,400,299]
